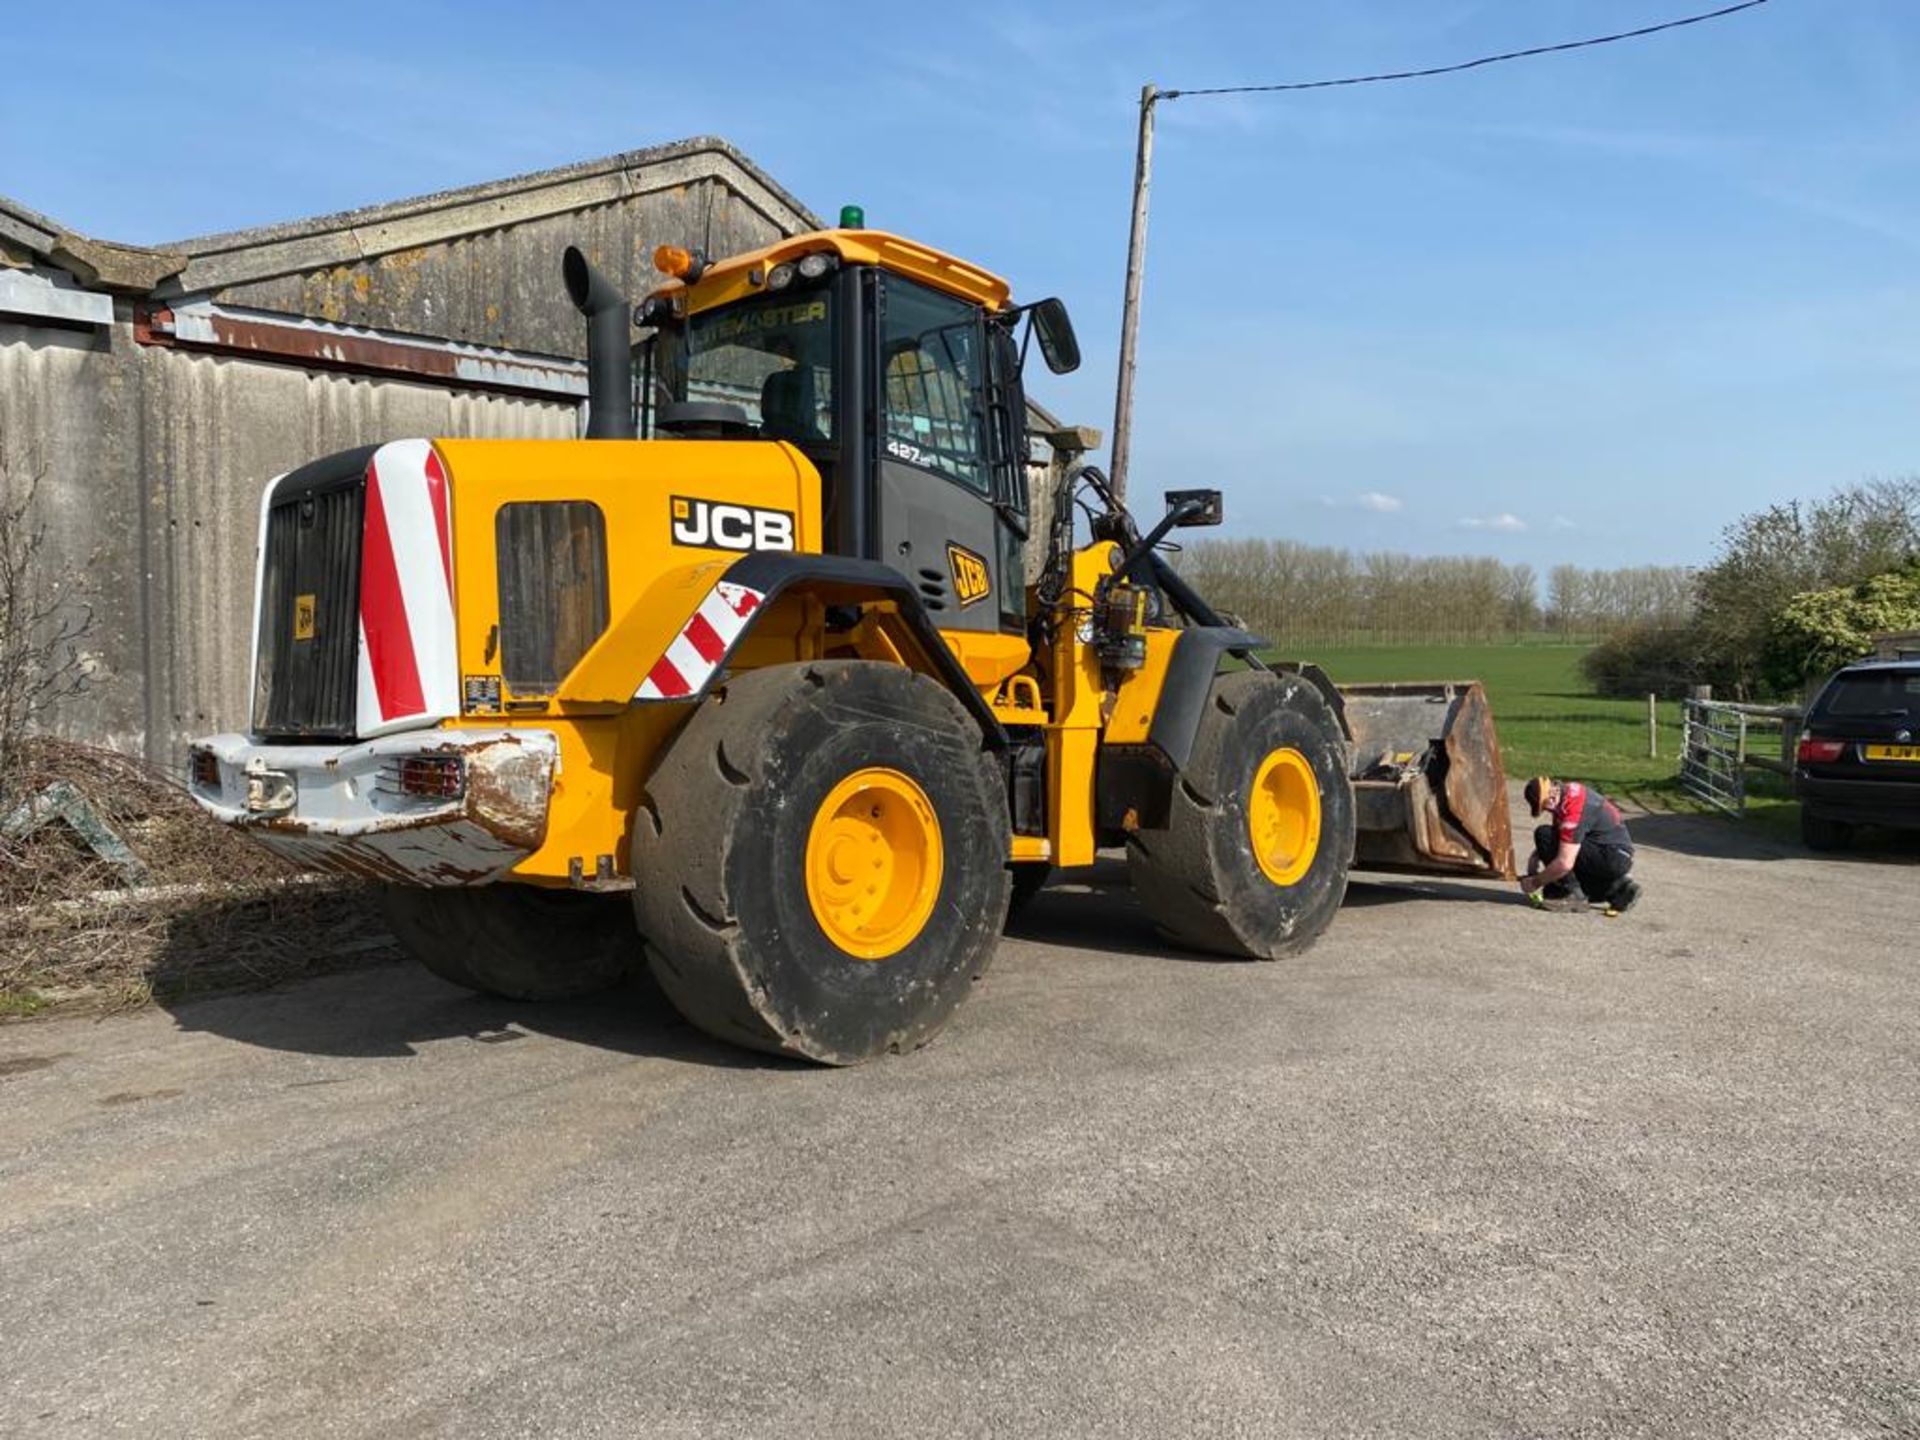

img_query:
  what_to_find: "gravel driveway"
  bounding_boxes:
[3,798,1916,1438]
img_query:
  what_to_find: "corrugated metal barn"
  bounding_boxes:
[0,139,832,764]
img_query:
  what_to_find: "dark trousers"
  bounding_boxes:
[1533,825,1633,902]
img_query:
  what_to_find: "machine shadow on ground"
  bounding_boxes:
[1340,875,1519,908]
[1004,859,1180,960]
[149,909,801,1069]
[1010,856,1521,964]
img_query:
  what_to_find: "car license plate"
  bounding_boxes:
[1864,744,1920,762]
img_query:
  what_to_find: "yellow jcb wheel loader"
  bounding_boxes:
[188,224,1514,1064]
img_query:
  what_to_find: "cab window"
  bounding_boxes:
[882,277,987,494]
[654,287,835,444]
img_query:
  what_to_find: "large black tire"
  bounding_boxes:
[1800,808,1854,852]
[1127,669,1354,959]
[631,661,1011,1065]
[380,884,637,999]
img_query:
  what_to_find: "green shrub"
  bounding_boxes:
[1763,561,1920,691]
[1579,621,1710,699]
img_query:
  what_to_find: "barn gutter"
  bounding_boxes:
[0,267,116,328]
[133,299,590,403]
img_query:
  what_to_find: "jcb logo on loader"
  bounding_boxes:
[670,496,795,552]
[947,543,990,606]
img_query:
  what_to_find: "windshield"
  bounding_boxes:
[1817,670,1920,717]
[651,284,835,443]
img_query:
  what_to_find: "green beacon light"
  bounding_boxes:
[838,204,865,229]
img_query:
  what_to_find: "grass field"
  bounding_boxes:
[1297,643,1795,826]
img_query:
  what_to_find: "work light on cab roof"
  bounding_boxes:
[653,244,705,282]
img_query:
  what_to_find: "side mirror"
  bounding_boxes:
[1031,297,1081,375]
[1164,489,1223,527]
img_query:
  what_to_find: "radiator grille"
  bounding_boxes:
[253,472,365,738]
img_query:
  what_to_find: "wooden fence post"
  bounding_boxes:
[1647,693,1658,759]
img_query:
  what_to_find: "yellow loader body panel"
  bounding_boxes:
[435,436,824,884]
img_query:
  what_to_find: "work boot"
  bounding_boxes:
[1605,878,1642,915]
[1542,879,1575,901]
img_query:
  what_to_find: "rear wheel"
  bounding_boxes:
[631,661,1010,1065]
[1800,808,1854,852]
[1127,669,1354,958]
[380,884,637,999]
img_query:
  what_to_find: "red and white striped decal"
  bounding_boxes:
[356,439,460,736]
[635,581,765,701]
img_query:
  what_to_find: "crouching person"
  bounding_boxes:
[1519,775,1642,914]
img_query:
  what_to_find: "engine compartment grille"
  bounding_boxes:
[252,452,371,739]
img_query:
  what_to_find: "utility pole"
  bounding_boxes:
[1109,82,1159,506]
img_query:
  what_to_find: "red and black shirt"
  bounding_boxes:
[1550,782,1632,857]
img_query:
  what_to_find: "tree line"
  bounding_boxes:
[1173,538,1692,647]
[1583,477,1920,699]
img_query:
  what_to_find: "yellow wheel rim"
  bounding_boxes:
[1249,748,1320,887]
[804,767,944,960]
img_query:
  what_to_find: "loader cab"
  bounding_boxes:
[635,231,1078,638]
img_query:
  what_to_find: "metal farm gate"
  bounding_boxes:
[1679,699,1800,815]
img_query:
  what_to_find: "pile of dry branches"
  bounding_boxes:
[0,738,395,1016]
[1,450,394,1018]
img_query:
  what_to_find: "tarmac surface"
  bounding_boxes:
[3,800,1918,1438]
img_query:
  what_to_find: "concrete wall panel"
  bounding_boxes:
[0,321,147,755]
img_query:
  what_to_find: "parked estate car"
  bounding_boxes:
[1793,660,1920,849]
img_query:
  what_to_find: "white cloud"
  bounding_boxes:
[1319,491,1404,513]
[1549,514,1577,531]
[1458,513,1528,533]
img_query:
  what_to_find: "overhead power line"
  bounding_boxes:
[1165,0,1773,99]
[1105,0,1777,500]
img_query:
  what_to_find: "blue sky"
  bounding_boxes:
[4,0,1915,570]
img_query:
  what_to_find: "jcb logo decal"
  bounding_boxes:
[671,496,796,552]
[293,593,317,641]
[947,543,990,606]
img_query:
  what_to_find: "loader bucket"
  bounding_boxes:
[1337,680,1516,881]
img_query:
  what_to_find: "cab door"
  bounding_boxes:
[872,274,1013,637]
[983,320,1032,633]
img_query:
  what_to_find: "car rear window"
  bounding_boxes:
[1816,670,1920,718]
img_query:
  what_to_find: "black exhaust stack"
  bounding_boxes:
[562,246,636,440]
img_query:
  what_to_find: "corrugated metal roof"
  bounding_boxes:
[0,135,819,300]
[157,137,820,297]
[0,195,64,257]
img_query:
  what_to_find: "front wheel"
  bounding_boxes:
[1127,669,1354,958]
[631,661,1011,1065]
[380,884,638,999]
